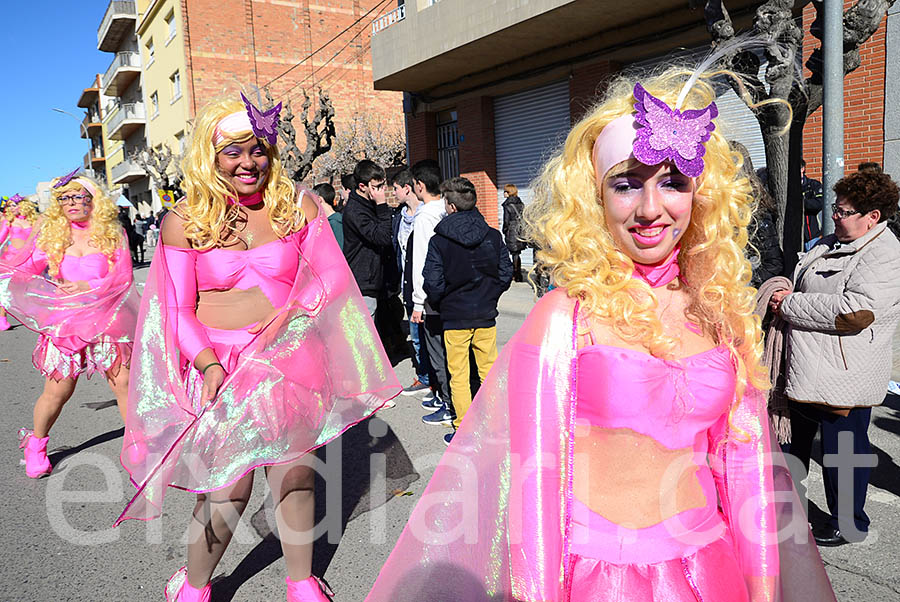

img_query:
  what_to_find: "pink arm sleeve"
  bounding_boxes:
[707,387,779,596]
[162,245,213,365]
[14,248,49,276]
[0,220,9,245]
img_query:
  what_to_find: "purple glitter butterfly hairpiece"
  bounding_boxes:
[53,167,81,189]
[241,92,282,146]
[631,83,718,178]
[8,193,24,205]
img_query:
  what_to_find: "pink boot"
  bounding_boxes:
[0,315,10,330]
[164,566,211,602]
[18,429,51,478]
[286,575,333,601]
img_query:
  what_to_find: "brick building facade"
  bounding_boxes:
[801,1,888,180]
[180,0,403,136]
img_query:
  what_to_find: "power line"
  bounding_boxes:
[280,0,389,102]
[261,0,392,89]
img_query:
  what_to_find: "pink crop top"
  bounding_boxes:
[162,229,304,363]
[572,344,737,560]
[16,249,114,290]
[10,225,32,240]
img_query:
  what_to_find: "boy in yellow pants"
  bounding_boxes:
[423,177,513,445]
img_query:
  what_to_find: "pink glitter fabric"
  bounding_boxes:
[632,83,718,178]
[0,224,139,379]
[116,192,401,525]
[366,289,835,601]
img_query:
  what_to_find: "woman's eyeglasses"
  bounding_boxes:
[831,204,861,220]
[58,194,93,205]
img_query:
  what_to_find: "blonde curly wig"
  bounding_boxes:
[4,198,38,225]
[39,176,122,278]
[524,66,771,395]
[179,97,304,250]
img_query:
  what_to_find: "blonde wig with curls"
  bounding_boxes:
[39,176,123,278]
[4,198,38,225]
[180,97,304,250]
[524,66,771,398]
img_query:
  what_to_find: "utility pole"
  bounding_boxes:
[821,0,844,237]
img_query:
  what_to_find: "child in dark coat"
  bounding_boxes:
[423,177,512,442]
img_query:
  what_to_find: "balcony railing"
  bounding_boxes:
[372,4,405,34]
[106,102,146,140]
[110,158,145,184]
[98,1,137,52]
[102,52,141,95]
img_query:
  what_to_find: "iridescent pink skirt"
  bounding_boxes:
[33,334,132,381]
[567,499,749,601]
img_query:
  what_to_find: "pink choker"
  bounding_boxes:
[229,192,264,206]
[632,247,681,288]
[70,219,90,230]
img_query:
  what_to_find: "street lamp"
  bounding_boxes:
[51,107,94,178]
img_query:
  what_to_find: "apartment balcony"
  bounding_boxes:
[371,0,762,95]
[110,158,145,185]
[98,1,137,52]
[102,52,141,96]
[81,113,103,138]
[106,102,146,140]
[83,148,106,169]
[77,76,102,109]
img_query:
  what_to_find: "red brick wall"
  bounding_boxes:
[457,96,499,227]
[569,60,618,125]
[181,0,403,140]
[406,110,437,165]
[801,2,887,179]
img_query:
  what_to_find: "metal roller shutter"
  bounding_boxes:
[494,80,571,265]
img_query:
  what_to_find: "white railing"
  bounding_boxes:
[111,159,144,182]
[102,52,141,91]
[372,4,406,35]
[107,102,146,135]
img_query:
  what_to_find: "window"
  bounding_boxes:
[146,39,154,65]
[150,91,159,118]
[175,131,185,155]
[166,11,176,43]
[437,109,459,179]
[170,71,181,102]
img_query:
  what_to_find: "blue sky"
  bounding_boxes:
[2,3,112,196]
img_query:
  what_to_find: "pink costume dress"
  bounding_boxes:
[366,289,835,601]
[0,224,138,380]
[116,193,401,525]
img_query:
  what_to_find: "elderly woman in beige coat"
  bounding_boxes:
[770,171,900,548]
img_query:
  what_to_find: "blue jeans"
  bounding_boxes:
[410,318,431,386]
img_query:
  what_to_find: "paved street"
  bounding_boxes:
[2,266,900,600]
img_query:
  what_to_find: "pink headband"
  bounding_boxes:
[592,114,639,186]
[213,110,254,146]
[74,177,98,198]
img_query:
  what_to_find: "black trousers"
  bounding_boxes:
[787,400,874,538]
[421,314,450,403]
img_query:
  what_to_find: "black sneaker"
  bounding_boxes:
[443,432,454,446]
[422,403,454,426]
[421,391,442,410]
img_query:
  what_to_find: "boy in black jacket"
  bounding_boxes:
[424,177,512,443]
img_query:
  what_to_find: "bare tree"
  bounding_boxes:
[312,113,407,182]
[267,87,336,182]
[130,145,184,193]
[695,0,894,266]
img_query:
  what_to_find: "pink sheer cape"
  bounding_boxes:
[116,198,401,525]
[366,289,834,601]
[0,223,139,355]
